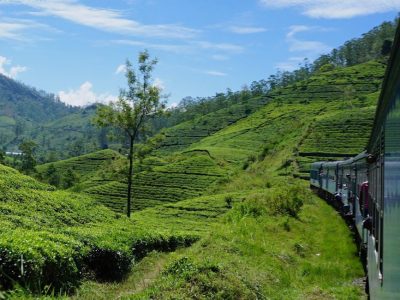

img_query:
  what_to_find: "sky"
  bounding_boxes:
[0,1,399,107]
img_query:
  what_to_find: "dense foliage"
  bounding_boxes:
[0,163,198,295]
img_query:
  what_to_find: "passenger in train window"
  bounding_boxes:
[363,215,372,231]
[361,181,369,215]
[334,192,342,202]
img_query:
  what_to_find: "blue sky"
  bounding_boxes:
[0,0,399,107]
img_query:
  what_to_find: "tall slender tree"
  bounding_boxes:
[19,140,37,173]
[94,50,165,217]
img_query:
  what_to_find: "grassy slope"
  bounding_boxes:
[37,59,383,299]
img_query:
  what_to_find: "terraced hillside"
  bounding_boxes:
[290,61,385,178]
[155,95,270,155]
[37,149,123,179]
[37,149,228,213]
[36,60,385,214]
[4,59,385,300]
[187,60,384,178]
[114,61,384,299]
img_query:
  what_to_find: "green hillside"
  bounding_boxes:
[154,95,271,154]
[1,15,397,300]
[0,73,113,162]
[34,60,384,217]
[0,74,78,155]
[118,61,382,299]
[0,163,198,296]
[37,149,228,213]
[3,58,382,299]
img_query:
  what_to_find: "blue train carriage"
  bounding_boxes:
[310,161,334,201]
[365,21,400,299]
[310,159,357,214]
[310,161,323,189]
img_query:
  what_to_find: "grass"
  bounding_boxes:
[70,179,363,300]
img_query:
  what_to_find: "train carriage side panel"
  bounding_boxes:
[310,162,323,189]
[379,87,400,299]
[366,19,400,299]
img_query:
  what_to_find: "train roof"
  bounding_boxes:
[314,152,368,169]
[368,20,400,153]
[340,151,368,166]
[311,161,324,168]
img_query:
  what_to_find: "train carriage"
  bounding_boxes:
[365,22,400,297]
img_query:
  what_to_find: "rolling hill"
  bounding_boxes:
[36,59,384,218]
[0,56,380,299]
[2,19,397,299]
[0,74,113,161]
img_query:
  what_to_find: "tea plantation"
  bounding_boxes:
[1,59,385,299]
[0,163,199,296]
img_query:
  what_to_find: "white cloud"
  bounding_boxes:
[259,0,400,19]
[153,78,165,91]
[286,25,312,38]
[167,102,178,109]
[114,39,191,54]
[0,55,27,78]
[275,56,305,71]
[195,41,244,54]
[7,0,198,39]
[114,39,244,55]
[228,26,267,34]
[286,25,331,54]
[204,70,227,77]
[58,81,116,106]
[115,64,126,75]
[289,39,330,53]
[9,65,27,78]
[0,18,62,42]
[0,21,28,40]
[276,25,331,71]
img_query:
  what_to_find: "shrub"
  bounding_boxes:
[84,247,133,281]
[132,233,199,260]
[230,184,305,220]
[318,63,335,73]
[225,196,233,208]
[0,230,85,294]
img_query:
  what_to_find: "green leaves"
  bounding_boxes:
[94,50,165,140]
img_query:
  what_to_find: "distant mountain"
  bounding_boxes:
[0,75,111,161]
[0,73,77,123]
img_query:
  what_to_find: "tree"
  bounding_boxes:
[0,149,5,164]
[62,168,77,189]
[19,140,37,173]
[94,50,165,217]
[381,39,392,56]
[45,163,60,187]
